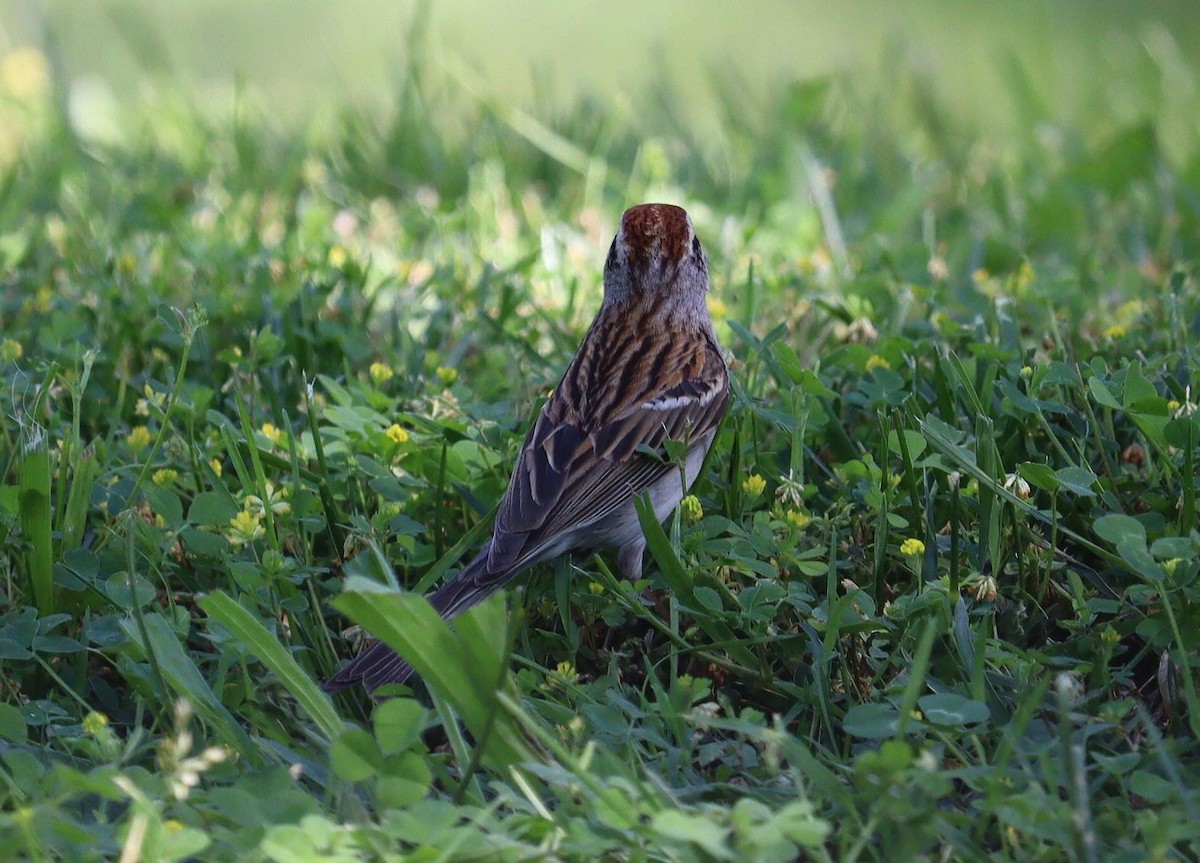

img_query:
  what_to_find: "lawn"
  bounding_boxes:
[1,9,1199,862]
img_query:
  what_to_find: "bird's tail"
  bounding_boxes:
[322,544,514,695]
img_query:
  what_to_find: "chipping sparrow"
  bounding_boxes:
[325,203,729,694]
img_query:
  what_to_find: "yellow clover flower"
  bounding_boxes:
[126,426,152,452]
[743,474,766,497]
[785,509,811,529]
[369,362,394,384]
[260,423,283,446]
[386,424,409,445]
[227,510,264,547]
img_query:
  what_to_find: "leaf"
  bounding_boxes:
[178,527,229,557]
[918,693,990,726]
[333,580,537,771]
[1088,376,1122,409]
[1094,514,1146,546]
[374,698,429,755]
[1129,770,1180,805]
[120,612,256,761]
[887,429,927,460]
[31,635,85,654]
[1053,466,1097,497]
[1165,416,1200,450]
[1122,364,1157,407]
[386,514,427,536]
[634,494,758,669]
[105,571,157,609]
[331,727,380,782]
[144,484,183,528]
[1150,537,1195,560]
[1018,462,1059,493]
[1116,540,1164,582]
[377,752,432,807]
[842,702,900,738]
[694,586,724,613]
[1130,412,1170,451]
[0,703,27,743]
[187,492,237,526]
[652,810,733,859]
[199,591,344,745]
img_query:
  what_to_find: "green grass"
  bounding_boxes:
[1,27,1199,863]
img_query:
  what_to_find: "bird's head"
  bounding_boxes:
[602,204,709,317]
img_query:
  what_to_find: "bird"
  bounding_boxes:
[324,203,730,694]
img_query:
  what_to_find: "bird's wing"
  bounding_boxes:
[484,328,729,575]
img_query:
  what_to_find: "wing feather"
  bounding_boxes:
[483,326,728,576]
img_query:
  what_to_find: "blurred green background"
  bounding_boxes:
[2,5,1200,859]
[3,0,1199,156]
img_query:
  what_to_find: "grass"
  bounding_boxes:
[1,24,1199,863]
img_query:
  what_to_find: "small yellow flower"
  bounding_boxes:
[865,355,891,372]
[550,661,579,686]
[436,366,458,386]
[369,362,394,384]
[706,296,729,320]
[153,468,178,486]
[126,426,152,452]
[82,711,109,735]
[32,286,51,312]
[116,253,138,277]
[386,424,409,445]
[227,510,264,547]
[784,509,811,529]
[260,423,282,446]
[327,245,348,268]
[1014,260,1034,293]
[1020,366,1033,380]
[1167,400,1181,413]
[0,338,22,362]
[588,581,603,594]
[210,458,223,477]
[743,474,766,497]
[1164,559,1182,577]
[680,494,703,524]
[1,48,49,99]
[900,538,925,557]
[1103,325,1126,340]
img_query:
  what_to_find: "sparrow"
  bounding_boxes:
[324,203,729,694]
